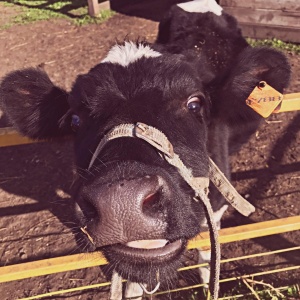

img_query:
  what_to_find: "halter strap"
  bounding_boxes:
[89,123,255,216]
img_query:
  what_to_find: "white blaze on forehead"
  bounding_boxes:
[177,0,223,16]
[102,41,161,67]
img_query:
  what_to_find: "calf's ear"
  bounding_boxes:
[0,68,72,139]
[217,47,291,124]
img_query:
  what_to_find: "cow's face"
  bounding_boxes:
[69,42,211,284]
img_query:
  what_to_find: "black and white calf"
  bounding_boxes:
[0,0,290,298]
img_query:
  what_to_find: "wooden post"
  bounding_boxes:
[87,0,100,17]
[219,0,300,43]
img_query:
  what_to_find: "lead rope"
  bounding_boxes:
[196,189,220,298]
[134,124,220,298]
[88,123,255,300]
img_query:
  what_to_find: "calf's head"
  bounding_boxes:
[0,41,290,286]
[1,43,211,285]
[69,43,212,284]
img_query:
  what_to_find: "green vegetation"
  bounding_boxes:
[166,282,300,299]
[1,0,115,28]
[217,282,300,300]
[247,38,300,55]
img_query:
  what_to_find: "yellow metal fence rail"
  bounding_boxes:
[1,216,299,284]
[0,126,299,299]
[1,92,299,148]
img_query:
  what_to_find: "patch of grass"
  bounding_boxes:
[171,282,300,299]
[286,284,300,298]
[1,0,115,28]
[247,38,300,55]
[73,8,115,26]
[219,281,300,300]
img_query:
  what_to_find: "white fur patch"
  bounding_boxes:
[102,41,161,67]
[213,204,228,228]
[177,0,223,16]
[200,204,228,229]
[125,282,143,300]
[198,249,211,285]
[198,204,228,284]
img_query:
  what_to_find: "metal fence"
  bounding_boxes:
[0,129,299,299]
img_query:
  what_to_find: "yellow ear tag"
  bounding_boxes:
[246,81,283,118]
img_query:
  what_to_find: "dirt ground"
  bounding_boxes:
[0,7,299,300]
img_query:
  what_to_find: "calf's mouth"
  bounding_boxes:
[101,238,187,286]
[109,239,185,264]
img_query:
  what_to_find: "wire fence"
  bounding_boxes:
[0,214,299,299]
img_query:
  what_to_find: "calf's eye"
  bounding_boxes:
[71,114,81,131]
[187,96,203,113]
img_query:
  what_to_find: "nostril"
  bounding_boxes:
[143,192,159,206]
[80,197,99,221]
[142,190,162,216]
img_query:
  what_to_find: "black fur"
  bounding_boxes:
[0,68,72,139]
[0,4,291,288]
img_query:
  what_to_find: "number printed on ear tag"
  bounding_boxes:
[246,81,283,118]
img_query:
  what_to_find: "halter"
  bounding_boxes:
[86,122,255,300]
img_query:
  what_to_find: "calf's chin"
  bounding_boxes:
[102,240,186,286]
